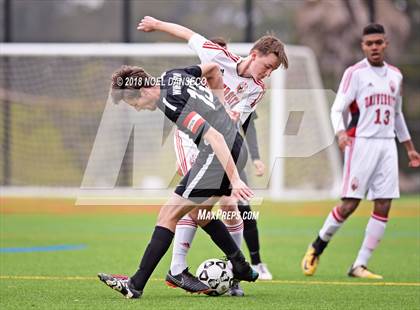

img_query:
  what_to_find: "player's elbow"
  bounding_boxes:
[205,62,220,74]
[208,62,220,70]
[202,63,222,80]
[204,127,223,143]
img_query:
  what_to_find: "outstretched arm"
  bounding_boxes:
[137,16,195,41]
[139,16,224,66]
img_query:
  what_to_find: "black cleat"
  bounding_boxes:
[98,273,142,299]
[229,251,259,282]
[165,268,210,294]
[232,265,259,282]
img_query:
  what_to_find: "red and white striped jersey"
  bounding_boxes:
[188,33,265,124]
[331,58,410,142]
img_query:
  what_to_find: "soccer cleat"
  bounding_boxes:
[232,263,259,282]
[98,273,142,299]
[252,263,273,280]
[228,280,244,297]
[228,251,259,282]
[165,268,211,294]
[301,245,319,276]
[348,265,383,279]
[111,274,129,280]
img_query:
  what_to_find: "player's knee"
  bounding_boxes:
[157,206,178,227]
[223,217,242,226]
[219,196,238,211]
[157,200,191,228]
[337,206,354,219]
[195,218,211,227]
[188,206,212,226]
[220,204,238,212]
[339,199,360,218]
[373,199,392,217]
[374,199,391,208]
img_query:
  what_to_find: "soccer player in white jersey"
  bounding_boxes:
[301,24,420,279]
[138,16,288,293]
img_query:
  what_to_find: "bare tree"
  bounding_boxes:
[295,0,410,81]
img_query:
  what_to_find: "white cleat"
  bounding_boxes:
[252,263,273,280]
[348,265,383,279]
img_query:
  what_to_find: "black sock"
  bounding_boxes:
[238,204,261,265]
[201,219,238,257]
[228,249,250,275]
[312,235,328,256]
[130,226,174,291]
[202,219,251,274]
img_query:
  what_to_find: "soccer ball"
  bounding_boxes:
[196,258,233,296]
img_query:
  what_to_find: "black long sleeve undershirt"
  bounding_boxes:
[241,112,260,161]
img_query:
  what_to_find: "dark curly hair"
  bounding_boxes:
[110,65,153,104]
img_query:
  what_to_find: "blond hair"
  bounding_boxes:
[251,35,288,69]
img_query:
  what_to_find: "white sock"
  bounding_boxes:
[319,206,345,241]
[170,215,197,275]
[225,221,244,249]
[354,213,387,267]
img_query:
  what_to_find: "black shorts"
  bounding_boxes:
[175,134,247,204]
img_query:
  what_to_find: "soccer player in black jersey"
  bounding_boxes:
[98,63,259,299]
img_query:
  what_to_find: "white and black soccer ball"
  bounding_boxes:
[196,258,233,296]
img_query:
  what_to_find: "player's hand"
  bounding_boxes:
[337,131,352,152]
[253,159,265,177]
[137,16,160,32]
[408,150,420,168]
[231,179,254,202]
[227,110,240,123]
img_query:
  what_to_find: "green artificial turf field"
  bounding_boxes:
[1,196,419,309]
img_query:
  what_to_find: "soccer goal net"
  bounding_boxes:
[0,43,341,202]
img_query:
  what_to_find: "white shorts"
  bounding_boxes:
[341,137,399,200]
[174,129,199,176]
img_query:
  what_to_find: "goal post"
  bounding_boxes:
[268,46,342,200]
[0,43,342,202]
